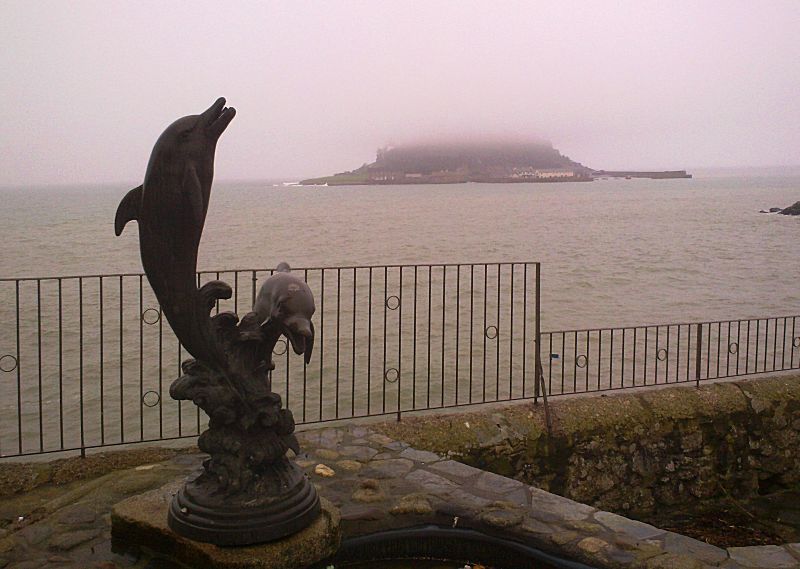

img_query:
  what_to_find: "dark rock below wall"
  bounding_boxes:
[779,200,800,215]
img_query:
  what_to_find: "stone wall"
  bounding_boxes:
[377,375,800,516]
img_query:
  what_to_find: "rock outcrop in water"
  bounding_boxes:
[779,200,800,215]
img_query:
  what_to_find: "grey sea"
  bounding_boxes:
[0,170,798,456]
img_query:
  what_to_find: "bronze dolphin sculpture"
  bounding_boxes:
[253,263,315,364]
[114,97,236,368]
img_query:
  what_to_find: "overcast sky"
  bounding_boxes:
[2,1,799,186]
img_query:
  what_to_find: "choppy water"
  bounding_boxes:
[0,171,798,456]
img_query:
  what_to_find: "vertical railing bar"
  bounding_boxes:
[781,316,787,370]
[412,266,418,409]
[319,269,325,420]
[367,268,372,416]
[772,318,778,371]
[654,326,659,384]
[15,281,22,454]
[58,279,65,448]
[694,323,703,387]
[534,263,541,404]
[746,320,751,374]
[495,264,500,401]
[37,280,43,451]
[397,266,403,419]
[442,265,447,407]
[621,328,625,388]
[382,267,388,414]
[251,270,257,308]
[482,264,487,403]
[685,324,691,383]
[508,264,514,399]
[118,276,123,443]
[597,329,602,390]
[736,320,741,376]
[676,324,681,382]
[643,327,648,386]
[427,266,432,408]
[608,328,613,389]
[631,326,639,387]
[455,264,461,406]
[755,319,760,373]
[792,317,797,368]
[302,269,308,422]
[573,330,578,393]
[561,331,565,394]
[158,300,163,438]
[139,275,144,440]
[762,318,769,372]
[666,325,670,383]
[79,277,85,456]
[100,277,105,445]
[233,271,238,314]
[336,269,341,418]
[585,329,590,391]
[706,319,712,378]
[549,333,553,393]
[715,321,721,378]
[352,268,357,417]
[726,321,732,377]
[521,264,527,399]
[177,342,182,437]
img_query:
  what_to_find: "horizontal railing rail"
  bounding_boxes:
[1,262,797,459]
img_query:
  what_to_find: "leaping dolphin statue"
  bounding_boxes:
[114,98,236,368]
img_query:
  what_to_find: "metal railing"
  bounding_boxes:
[0,263,797,459]
[541,316,800,396]
[0,262,543,458]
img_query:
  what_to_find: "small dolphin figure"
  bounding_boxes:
[114,98,236,368]
[253,263,315,364]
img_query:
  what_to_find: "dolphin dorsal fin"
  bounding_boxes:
[114,185,143,236]
[276,262,291,273]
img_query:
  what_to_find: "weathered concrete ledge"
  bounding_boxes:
[375,375,800,516]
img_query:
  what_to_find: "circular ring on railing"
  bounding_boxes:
[386,295,400,310]
[384,367,399,383]
[728,342,738,354]
[142,390,160,407]
[141,307,161,325]
[657,348,668,361]
[576,354,588,368]
[0,355,17,373]
[485,326,498,340]
[794,337,800,348]
[273,339,288,356]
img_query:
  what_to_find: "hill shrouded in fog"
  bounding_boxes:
[302,140,592,185]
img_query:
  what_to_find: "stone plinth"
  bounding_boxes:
[111,480,340,569]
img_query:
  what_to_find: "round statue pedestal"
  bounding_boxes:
[168,458,320,545]
[112,479,340,569]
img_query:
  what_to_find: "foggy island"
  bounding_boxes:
[301,141,691,185]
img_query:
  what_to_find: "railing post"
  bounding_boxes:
[534,264,541,404]
[695,322,703,388]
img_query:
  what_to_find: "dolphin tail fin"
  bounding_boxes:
[115,185,143,236]
[276,262,291,273]
[198,280,233,312]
